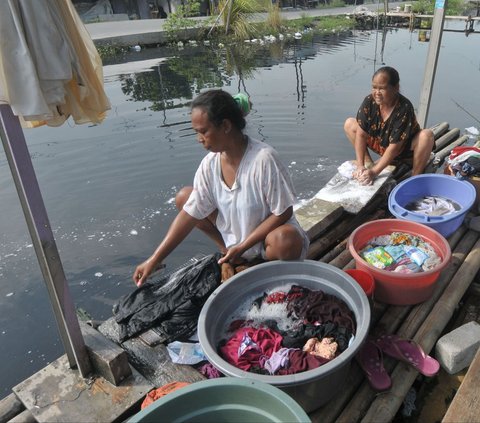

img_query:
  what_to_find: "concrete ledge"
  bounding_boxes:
[443,346,480,422]
[294,198,343,240]
[435,321,480,374]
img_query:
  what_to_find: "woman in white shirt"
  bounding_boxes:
[133,90,309,287]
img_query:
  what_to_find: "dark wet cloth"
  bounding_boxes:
[277,349,329,375]
[285,285,356,334]
[113,253,221,342]
[356,93,420,158]
[262,319,353,352]
[197,362,223,379]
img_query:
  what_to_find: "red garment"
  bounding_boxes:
[265,291,287,304]
[449,146,480,160]
[220,327,283,371]
[141,381,190,409]
[277,349,329,375]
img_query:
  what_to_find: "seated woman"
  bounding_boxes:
[344,66,434,185]
[133,89,309,286]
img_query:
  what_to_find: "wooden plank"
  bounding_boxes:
[443,347,480,423]
[0,393,24,423]
[337,229,474,422]
[314,162,395,214]
[13,355,152,423]
[307,206,386,260]
[362,236,480,422]
[7,409,36,423]
[310,226,475,422]
[434,128,461,152]
[98,318,206,388]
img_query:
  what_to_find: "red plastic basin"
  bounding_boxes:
[348,219,451,305]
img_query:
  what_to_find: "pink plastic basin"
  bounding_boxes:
[348,219,451,305]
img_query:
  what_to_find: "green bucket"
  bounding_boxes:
[128,378,311,423]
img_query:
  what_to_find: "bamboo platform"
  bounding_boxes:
[1,122,479,422]
[303,122,480,422]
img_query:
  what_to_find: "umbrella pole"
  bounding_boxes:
[0,105,92,378]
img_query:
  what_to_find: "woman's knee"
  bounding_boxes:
[423,129,435,147]
[175,186,193,210]
[412,129,434,158]
[344,117,359,144]
[344,117,357,134]
[265,225,304,260]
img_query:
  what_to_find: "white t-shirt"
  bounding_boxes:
[183,137,308,260]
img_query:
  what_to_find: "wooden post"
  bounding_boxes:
[0,105,91,377]
[417,0,448,127]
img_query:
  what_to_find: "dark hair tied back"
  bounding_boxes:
[373,66,400,87]
[191,89,246,131]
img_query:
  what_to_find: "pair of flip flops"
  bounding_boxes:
[356,334,440,391]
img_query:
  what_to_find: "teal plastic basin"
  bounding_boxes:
[128,378,311,423]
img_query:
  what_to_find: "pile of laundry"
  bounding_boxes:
[446,145,480,179]
[405,195,460,216]
[218,285,356,375]
[360,232,442,274]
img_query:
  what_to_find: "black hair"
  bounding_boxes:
[191,89,246,131]
[373,66,400,87]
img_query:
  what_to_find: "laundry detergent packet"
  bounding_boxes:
[390,256,422,273]
[404,245,429,266]
[384,245,407,261]
[362,246,394,269]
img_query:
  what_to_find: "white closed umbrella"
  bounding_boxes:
[0,0,111,377]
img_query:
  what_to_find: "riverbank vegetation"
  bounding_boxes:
[96,0,469,60]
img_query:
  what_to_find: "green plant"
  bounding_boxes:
[163,0,202,41]
[265,2,284,33]
[316,15,354,31]
[96,44,128,61]
[218,0,264,38]
[286,13,315,31]
[412,0,464,15]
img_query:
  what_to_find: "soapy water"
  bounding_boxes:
[218,282,355,343]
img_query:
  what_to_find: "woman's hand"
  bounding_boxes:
[218,244,246,265]
[133,258,161,287]
[353,167,375,185]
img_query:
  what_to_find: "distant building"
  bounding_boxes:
[72,0,209,22]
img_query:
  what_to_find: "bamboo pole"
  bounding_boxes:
[310,226,475,422]
[433,134,469,166]
[307,208,386,260]
[361,235,480,423]
[433,128,461,151]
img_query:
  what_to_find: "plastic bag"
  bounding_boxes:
[113,253,221,342]
[167,341,207,365]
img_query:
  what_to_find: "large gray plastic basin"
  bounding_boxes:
[128,378,311,422]
[198,260,371,413]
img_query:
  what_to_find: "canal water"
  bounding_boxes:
[0,21,478,396]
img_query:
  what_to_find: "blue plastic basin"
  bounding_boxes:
[388,174,476,238]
